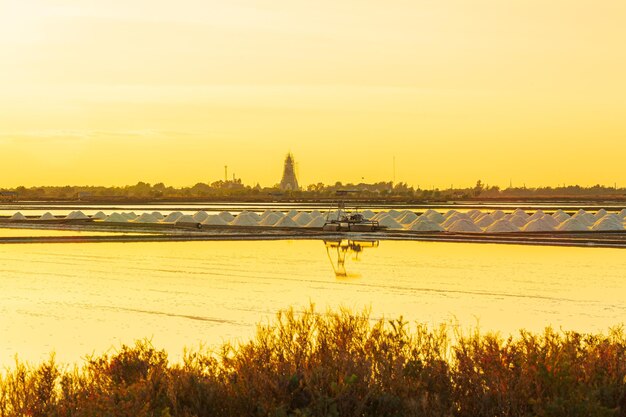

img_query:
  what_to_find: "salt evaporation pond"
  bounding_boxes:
[0,239,625,367]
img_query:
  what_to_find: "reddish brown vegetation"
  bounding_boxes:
[0,307,625,416]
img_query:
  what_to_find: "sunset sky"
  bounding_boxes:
[1,0,625,188]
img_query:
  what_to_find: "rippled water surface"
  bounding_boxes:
[1,240,625,366]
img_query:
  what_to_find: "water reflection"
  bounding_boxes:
[324,239,379,278]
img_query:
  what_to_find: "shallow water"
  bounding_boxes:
[0,239,625,366]
[0,227,149,238]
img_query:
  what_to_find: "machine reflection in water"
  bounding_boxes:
[324,239,379,278]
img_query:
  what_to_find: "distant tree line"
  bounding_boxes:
[1,180,625,202]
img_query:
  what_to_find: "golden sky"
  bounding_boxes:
[1,0,625,188]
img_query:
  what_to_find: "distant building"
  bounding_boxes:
[279,153,299,191]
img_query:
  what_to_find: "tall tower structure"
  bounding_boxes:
[279,153,299,191]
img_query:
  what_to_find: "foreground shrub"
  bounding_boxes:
[0,307,624,417]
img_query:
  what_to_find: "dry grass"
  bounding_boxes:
[1,306,625,416]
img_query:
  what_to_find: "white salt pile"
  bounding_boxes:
[527,210,545,222]
[286,209,299,218]
[442,213,471,229]
[9,212,27,220]
[376,215,403,229]
[230,214,258,227]
[619,209,626,219]
[304,216,326,228]
[134,213,159,223]
[426,211,446,223]
[67,211,89,220]
[387,209,402,219]
[360,210,375,219]
[162,212,183,223]
[405,218,444,232]
[467,209,482,220]
[193,211,209,222]
[447,219,482,233]
[509,215,528,228]
[260,209,274,219]
[522,218,556,232]
[104,213,127,223]
[572,211,595,227]
[513,208,529,218]
[552,210,570,223]
[443,210,458,219]
[591,216,624,231]
[557,217,589,231]
[176,215,197,224]
[541,215,560,228]
[92,211,107,220]
[274,216,299,228]
[259,213,282,226]
[218,211,235,222]
[151,212,164,220]
[475,215,495,228]
[491,210,505,220]
[39,212,56,221]
[202,215,228,226]
[594,209,608,220]
[397,211,418,224]
[246,211,262,221]
[485,219,520,233]
[122,212,138,220]
[293,212,313,225]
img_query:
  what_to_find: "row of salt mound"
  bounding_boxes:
[92,211,107,220]
[258,213,283,226]
[397,211,418,224]
[485,219,520,233]
[40,212,56,220]
[293,212,313,225]
[375,214,403,229]
[163,212,183,223]
[556,217,588,231]
[122,212,138,220]
[219,211,235,222]
[66,211,90,220]
[475,215,495,228]
[404,217,444,232]
[442,212,472,229]
[591,214,624,231]
[176,215,197,224]
[572,212,595,227]
[134,213,159,223]
[274,216,299,227]
[229,213,258,226]
[305,216,327,228]
[193,211,209,222]
[552,210,570,223]
[104,213,128,222]
[521,217,555,232]
[424,210,446,223]
[447,219,482,233]
[202,215,228,226]
[9,212,27,220]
